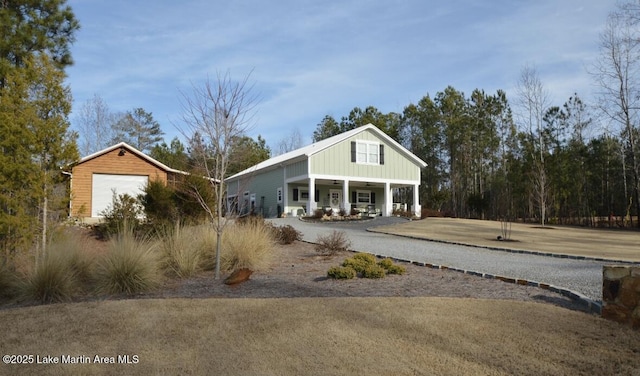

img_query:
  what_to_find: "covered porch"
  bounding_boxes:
[284,176,420,218]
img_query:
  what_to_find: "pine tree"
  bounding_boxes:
[0,1,79,256]
[111,108,164,153]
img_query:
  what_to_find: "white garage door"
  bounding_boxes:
[91,174,149,217]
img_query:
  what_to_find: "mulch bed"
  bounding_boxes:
[142,241,594,314]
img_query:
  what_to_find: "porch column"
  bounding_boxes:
[283,183,288,217]
[343,179,349,213]
[307,177,316,214]
[411,183,421,217]
[384,182,392,217]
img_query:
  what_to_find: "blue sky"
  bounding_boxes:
[65,0,615,150]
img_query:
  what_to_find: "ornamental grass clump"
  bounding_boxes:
[220,221,275,273]
[157,222,203,278]
[19,251,78,303]
[18,231,96,303]
[94,226,162,295]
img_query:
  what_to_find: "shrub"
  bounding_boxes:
[312,209,324,219]
[385,264,406,275]
[342,257,368,274]
[274,225,302,244]
[315,230,351,256]
[338,208,347,217]
[158,222,203,278]
[140,179,179,225]
[98,193,144,237]
[342,253,376,274]
[377,258,394,269]
[94,227,162,295]
[327,266,356,279]
[334,254,405,279]
[220,221,275,272]
[377,258,406,275]
[361,264,386,279]
[352,252,376,264]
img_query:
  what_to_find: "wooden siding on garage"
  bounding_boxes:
[71,148,168,217]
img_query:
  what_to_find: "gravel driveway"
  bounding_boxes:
[269,217,630,305]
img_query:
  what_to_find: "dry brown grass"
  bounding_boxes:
[220,222,275,272]
[1,297,639,376]
[374,217,640,262]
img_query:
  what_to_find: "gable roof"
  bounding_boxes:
[74,142,185,174]
[226,123,427,181]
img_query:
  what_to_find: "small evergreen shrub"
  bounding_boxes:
[98,193,144,237]
[377,258,394,269]
[342,256,372,274]
[312,209,324,219]
[331,254,406,280]
[385,264,406,275]
[327,266,356,279]
[141,179,179,225]
[376,258,406,275]
[315,230,351,256]
[361,264,386,279]
[352,253,376,264]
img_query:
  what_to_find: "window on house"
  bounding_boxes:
[357,190,371,204]
[355,141,379,165]
[300,189,309,201]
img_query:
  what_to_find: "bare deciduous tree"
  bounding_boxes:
[179,71,259,279]
[591,3,640,227]
[74,94,118,155]
[275,127,304,155]
[516,65,551,226]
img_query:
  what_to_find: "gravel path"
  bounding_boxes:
[269,217,629,304]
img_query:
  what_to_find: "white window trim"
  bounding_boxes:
[298,188,309,202]
[356,190,371,204]
[356,140,380,165]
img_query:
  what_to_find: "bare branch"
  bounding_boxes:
[176,71,260,279]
